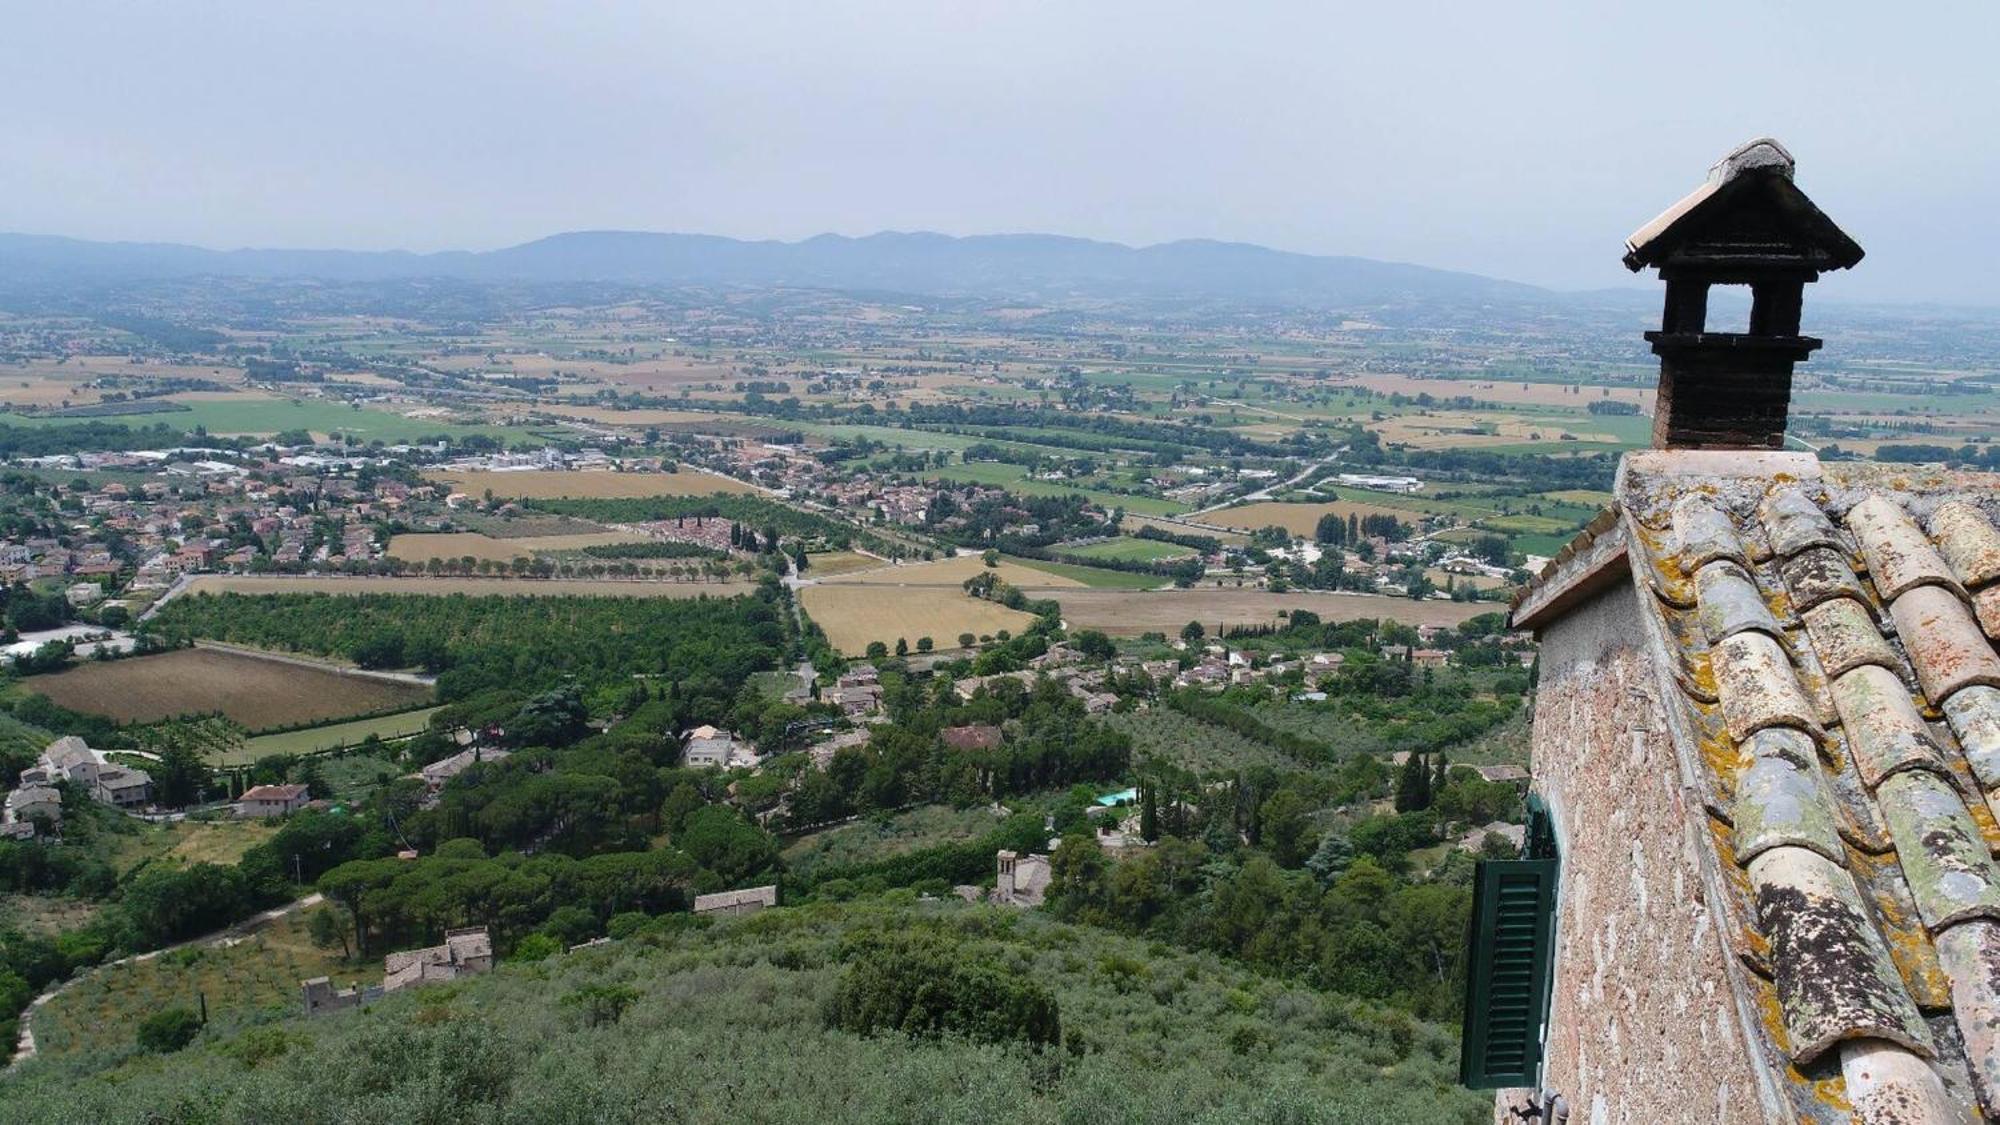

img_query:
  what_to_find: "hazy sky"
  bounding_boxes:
[6,2,1998,303]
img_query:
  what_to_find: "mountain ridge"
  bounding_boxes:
[0,228,1549,306]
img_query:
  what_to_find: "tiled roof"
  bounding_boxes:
[1613,451,2000,1118]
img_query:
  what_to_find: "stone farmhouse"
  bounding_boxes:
[16,736,151,809]
[302,926,493,1017]
[1479,141,2000,1123]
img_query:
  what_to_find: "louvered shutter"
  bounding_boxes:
[1459,857,1558,1089]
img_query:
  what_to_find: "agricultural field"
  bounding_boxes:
[922,461,1187,516]
[1101,709,1295,775]
[0,393,534,444]
[234,706,443,763]
[1206,499,1419,537]
[1064,536,1196,563]
[800,584,1040,655]
[384,529,653,562]
[822,554,1082,589]
[104,817,280,875]
[1122,514,1247,545]
[801,550,886,577]
[386,531,531,563]
[0,893,101,936]
[27,647,431,729]
[1052,588,1492,636]
[183,575,755,598]
[31,909,349,1060]
[1005,557,1167,589]
[782,804,1007,879]
[425,467,757,499]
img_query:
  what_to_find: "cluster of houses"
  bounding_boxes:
[2,736,152,838]
[951,643,1121,713]
[826,665,884,719]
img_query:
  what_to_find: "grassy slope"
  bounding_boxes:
[6,899,1487,1125]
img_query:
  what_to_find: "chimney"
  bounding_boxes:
[1623,139,1864,450]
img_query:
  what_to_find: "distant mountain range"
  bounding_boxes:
[0,230,1552,306]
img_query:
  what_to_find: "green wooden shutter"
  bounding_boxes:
[1459,857,1559,1089]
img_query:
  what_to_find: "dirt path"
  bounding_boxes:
[8,893,324,1068]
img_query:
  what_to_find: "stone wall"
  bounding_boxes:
[1498,578,1782,1125]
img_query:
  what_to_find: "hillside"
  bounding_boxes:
[2,897,1488,1125]
[0,230,1544,307]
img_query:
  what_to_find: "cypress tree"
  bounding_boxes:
[1140,783,1159,842]
[1395,752,1430,812]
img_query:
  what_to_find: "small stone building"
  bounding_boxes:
[693,885,777,917]
[382,926,493,992]
[994,849,1051,907]
[1483,142,2000,1122]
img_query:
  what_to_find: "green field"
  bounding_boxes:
[1008,556,1168,590]
[923,461,1186,516]
[233,705,443,762]
[1065,536,1196,563]
[0,397,548,444]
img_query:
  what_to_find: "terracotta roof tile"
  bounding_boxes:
[1607,454,2000,1107]
[1800,596,1899,679]
[1850,495,1965,601]
[1712,629,1821,743]
[1941,686,2000,793]
[1890,584,2000,702]
[1974,586,2000,642]
[1931,501,2000,591]
[1747,845,1935,1064]
[1778,545,1869,613]
[1732,730,1845,867]
[1829,664,1948,789]
[1671,494,1751,572]
[1877,768,2000,931]
[1760,486,1844,558]
[1932,923,2000,1114]
[1695,560,1781,644]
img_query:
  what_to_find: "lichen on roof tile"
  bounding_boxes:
[1931,500,2000,592]
[1671,493,1750,573]
[1829,664,1948,790]
[1799,596,1898,681]
[1974,586,2000,643]
[1850,495,1967,602]
[1733,739,1846,867]
[1890,584,2000,703]
[1780,545,1870,613]
[1942,686,2000,794]
[1876,768,2000,932]
[1696,560,1783,644]
[1761,487,1843,559]
[1712,629,1821,742]
[1931,922,2000,1116]
[1747,845,1936,1064]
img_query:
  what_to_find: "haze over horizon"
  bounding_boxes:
[7,1,1998,304]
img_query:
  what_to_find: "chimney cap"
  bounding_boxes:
[1624,138,1861,274]
[1706,137,1795,186]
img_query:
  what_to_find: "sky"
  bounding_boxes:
[5,1,1998,303]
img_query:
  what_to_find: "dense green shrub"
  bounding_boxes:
[825,937,1060,1048]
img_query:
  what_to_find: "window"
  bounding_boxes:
[1459,795,1559,1089]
